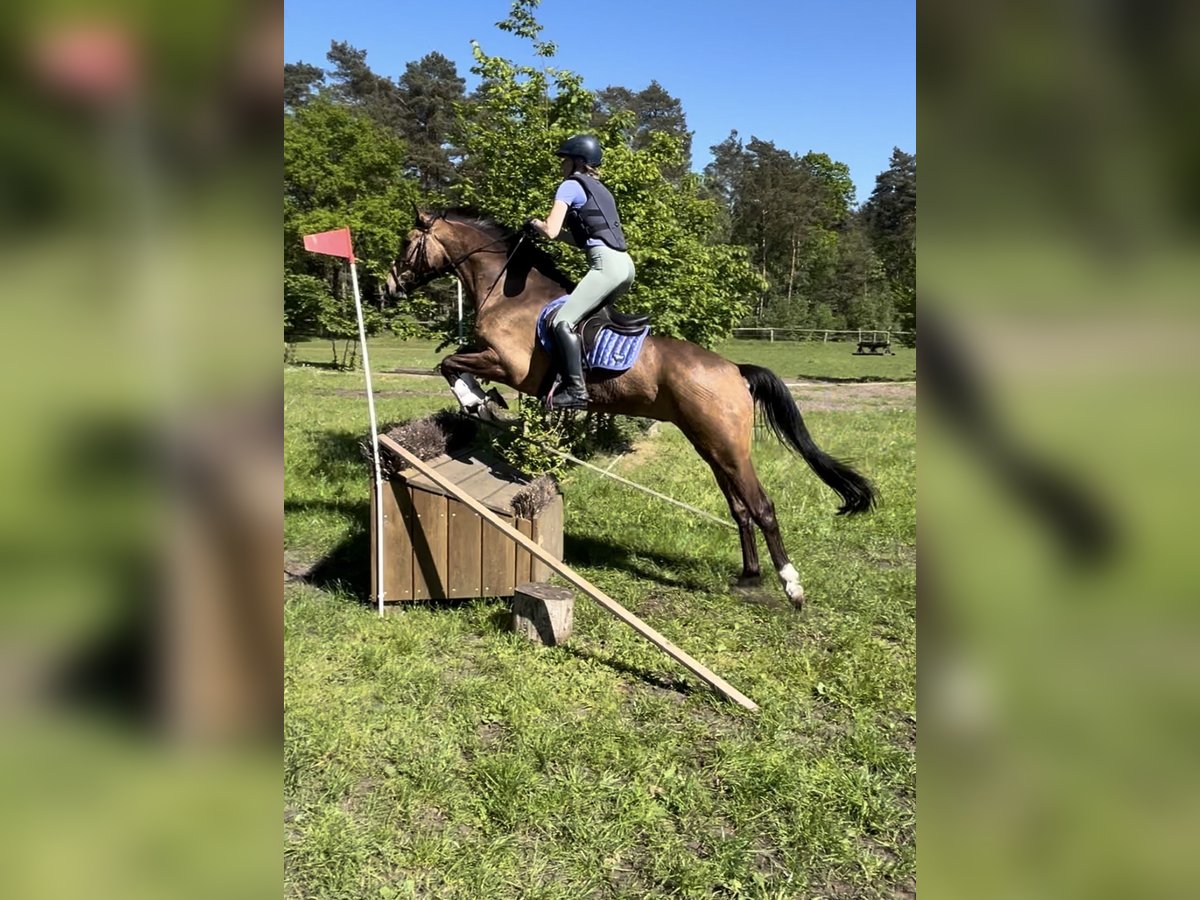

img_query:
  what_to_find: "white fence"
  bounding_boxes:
[731,327,914,344]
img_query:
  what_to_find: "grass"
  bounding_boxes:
[284,341,915,899]
[287,335,917,383]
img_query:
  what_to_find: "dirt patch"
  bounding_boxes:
[606,422,664,470]
[316,387,450,399]
[477,721,506,750]
[788,381,915,413]
[750,834,786,877]
[414,806,447,833]
[284,550,321,583]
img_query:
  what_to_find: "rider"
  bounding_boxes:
[528,134,636,410]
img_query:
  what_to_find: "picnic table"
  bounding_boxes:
[854,338,893,355]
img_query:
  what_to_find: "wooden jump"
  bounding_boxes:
[379,435,759,712]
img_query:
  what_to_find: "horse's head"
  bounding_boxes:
[385,208,453,299]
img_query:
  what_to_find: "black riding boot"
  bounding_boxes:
[550,321,590,410]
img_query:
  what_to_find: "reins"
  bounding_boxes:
[475,232,526,313]
[405,216,527,310]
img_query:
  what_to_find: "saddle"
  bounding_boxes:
[535,298,653,395]
[579,305,650,347]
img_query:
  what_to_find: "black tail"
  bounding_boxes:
[739,364,877,515]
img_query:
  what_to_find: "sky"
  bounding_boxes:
[284,0,915,205]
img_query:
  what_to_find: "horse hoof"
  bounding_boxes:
[485,387,509,409]
[778,563,804,608]
[733,575,762,588]
[785,582,805,609]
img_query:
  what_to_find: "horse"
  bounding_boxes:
[385,208,875,607]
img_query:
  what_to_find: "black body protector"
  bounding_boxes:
[564,175,628,251]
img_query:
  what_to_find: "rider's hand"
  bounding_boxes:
[524,218,545,238]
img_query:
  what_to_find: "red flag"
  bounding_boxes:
[303,227,354,261]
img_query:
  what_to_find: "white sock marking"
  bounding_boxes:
[452,375,485,408]
[778,563,805,603]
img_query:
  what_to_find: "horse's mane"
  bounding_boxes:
[443,207,576,292]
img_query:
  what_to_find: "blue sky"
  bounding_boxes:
[284,0,914,205]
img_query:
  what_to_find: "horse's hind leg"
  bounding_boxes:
[712,468,761,584]
[751,474,804,607]
[682,416,800,604]
[726,460,804,607]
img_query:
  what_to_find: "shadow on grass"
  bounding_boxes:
[792,372,917,384]
[305,431,369,468]
[287,359,346,372]
[286,499,371,602]
[561,532,726,593]
[559,645,695,699]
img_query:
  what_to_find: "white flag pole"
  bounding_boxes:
[349,256,386,616]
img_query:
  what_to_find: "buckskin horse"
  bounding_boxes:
[386,208,875,606]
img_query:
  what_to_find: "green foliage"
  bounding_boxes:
[495,0,557,57]
[284,98,426,340]
[283,273,328,345]
[483,397,654,478]
[280,4,913,357]
[395,52,467,194]
[457,36,763,347]
[705,133,899,333]
[324,41,407,133]
[593,80,693,177]
[284,61,324,109]
[484,398,571,477]
[862,148,916,330]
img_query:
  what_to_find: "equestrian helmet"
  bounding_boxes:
[555,134,602,167]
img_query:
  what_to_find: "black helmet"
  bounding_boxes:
[555,134,602,167]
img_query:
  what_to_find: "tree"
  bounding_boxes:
[593,80,693,177]
[324,41,406,134]
[284,98,425,357]
[703,134,884,330]
[456,33,762,347]
[862,148,916,330]
[395,52,467,194]
[284,62,324,109]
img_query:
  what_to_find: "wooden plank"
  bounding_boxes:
[448,465,507,506]
[483,479,526,514]
[385,477,414,601]
[446,498,482,598]
[405,455,479,496]
[370,476,378,603]
[410,487,448,600]
[480,509,516,596]
[379,435,759,711]
[514,518,534,585]
[470,474,523,515]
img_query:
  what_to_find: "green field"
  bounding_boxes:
[287,335,917,383]
[284,346,916,898]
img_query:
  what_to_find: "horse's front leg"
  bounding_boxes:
[439,348,511,413]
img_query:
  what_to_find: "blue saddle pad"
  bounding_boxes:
[536,297,650,374]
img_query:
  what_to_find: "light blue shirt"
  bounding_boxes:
[554,179,603,247]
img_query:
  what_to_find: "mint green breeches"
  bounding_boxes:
[551,244,636,329]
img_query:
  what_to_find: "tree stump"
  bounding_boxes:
[511,582,574,646]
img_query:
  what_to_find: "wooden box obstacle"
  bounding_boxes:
[370,446,563,603]
[377,434,759,711]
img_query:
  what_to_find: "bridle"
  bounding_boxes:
[399,214,527,309]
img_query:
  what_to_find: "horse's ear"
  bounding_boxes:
[413,206,434,230]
